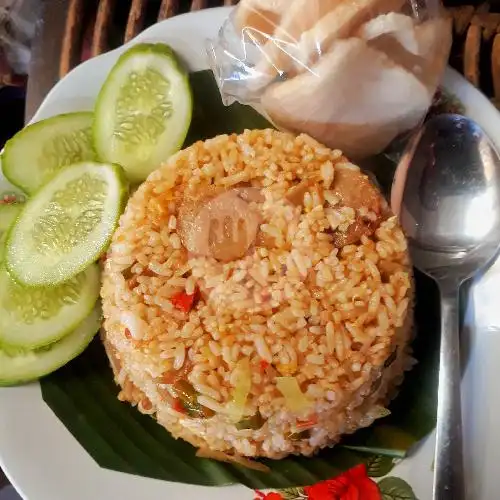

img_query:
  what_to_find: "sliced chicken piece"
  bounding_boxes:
[255,231,278,249]
[332,216,377,247]
[333,166,382,215]
[286,180,313,206]
[178,186,223,254]
[262,37,432,159]
[179,189,261,263]
[233,186,265,204]
[330,166,385,247]
[285,180,325,209]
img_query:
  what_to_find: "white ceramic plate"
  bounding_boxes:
[1,7,500,500]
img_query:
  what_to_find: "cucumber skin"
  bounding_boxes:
[93,43,193,184]
[4,162,129,288]
[0,203,23,263]
[0,203,23,229]
[0,263,101,350]
[2,112,97,195]
[0,306,102,387]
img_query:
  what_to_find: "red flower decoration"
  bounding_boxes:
[304,481,332,500]
[304,465,381,500]
[255,491,284,500]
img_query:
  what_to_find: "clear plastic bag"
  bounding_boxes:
[208,0,452,159]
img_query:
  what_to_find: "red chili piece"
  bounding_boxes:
[170,289,197,313]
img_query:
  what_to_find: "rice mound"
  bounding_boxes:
[101,129,413,460]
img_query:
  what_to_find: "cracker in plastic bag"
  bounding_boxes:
[208,0,452,159]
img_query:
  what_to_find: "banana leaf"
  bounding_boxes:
[41,70,440,489]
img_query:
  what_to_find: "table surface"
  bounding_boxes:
[25,0,68,122]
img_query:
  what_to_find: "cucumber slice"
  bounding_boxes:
[0,203,23,262]
[0,305,102,386]
[5,161,127,287]
[2,112,96,194]
[0,264,100,349]
[94,43,192,184]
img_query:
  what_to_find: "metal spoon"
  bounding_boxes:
[391,113,500,500]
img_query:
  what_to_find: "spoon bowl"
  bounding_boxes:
[391,113,500,500]
[393,114,500,284]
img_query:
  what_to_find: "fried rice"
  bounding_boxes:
[101,129,413,460]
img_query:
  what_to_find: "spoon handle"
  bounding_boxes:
[434,288,465,500]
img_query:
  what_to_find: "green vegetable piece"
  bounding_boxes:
[0,203,23,262]
[172,379,215,419]
[0,263,100,349]
[2,112,96,194]
[94,43,192,184]
[5,161,128,286]
[0,306,101,386]
[236,412,265,430]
